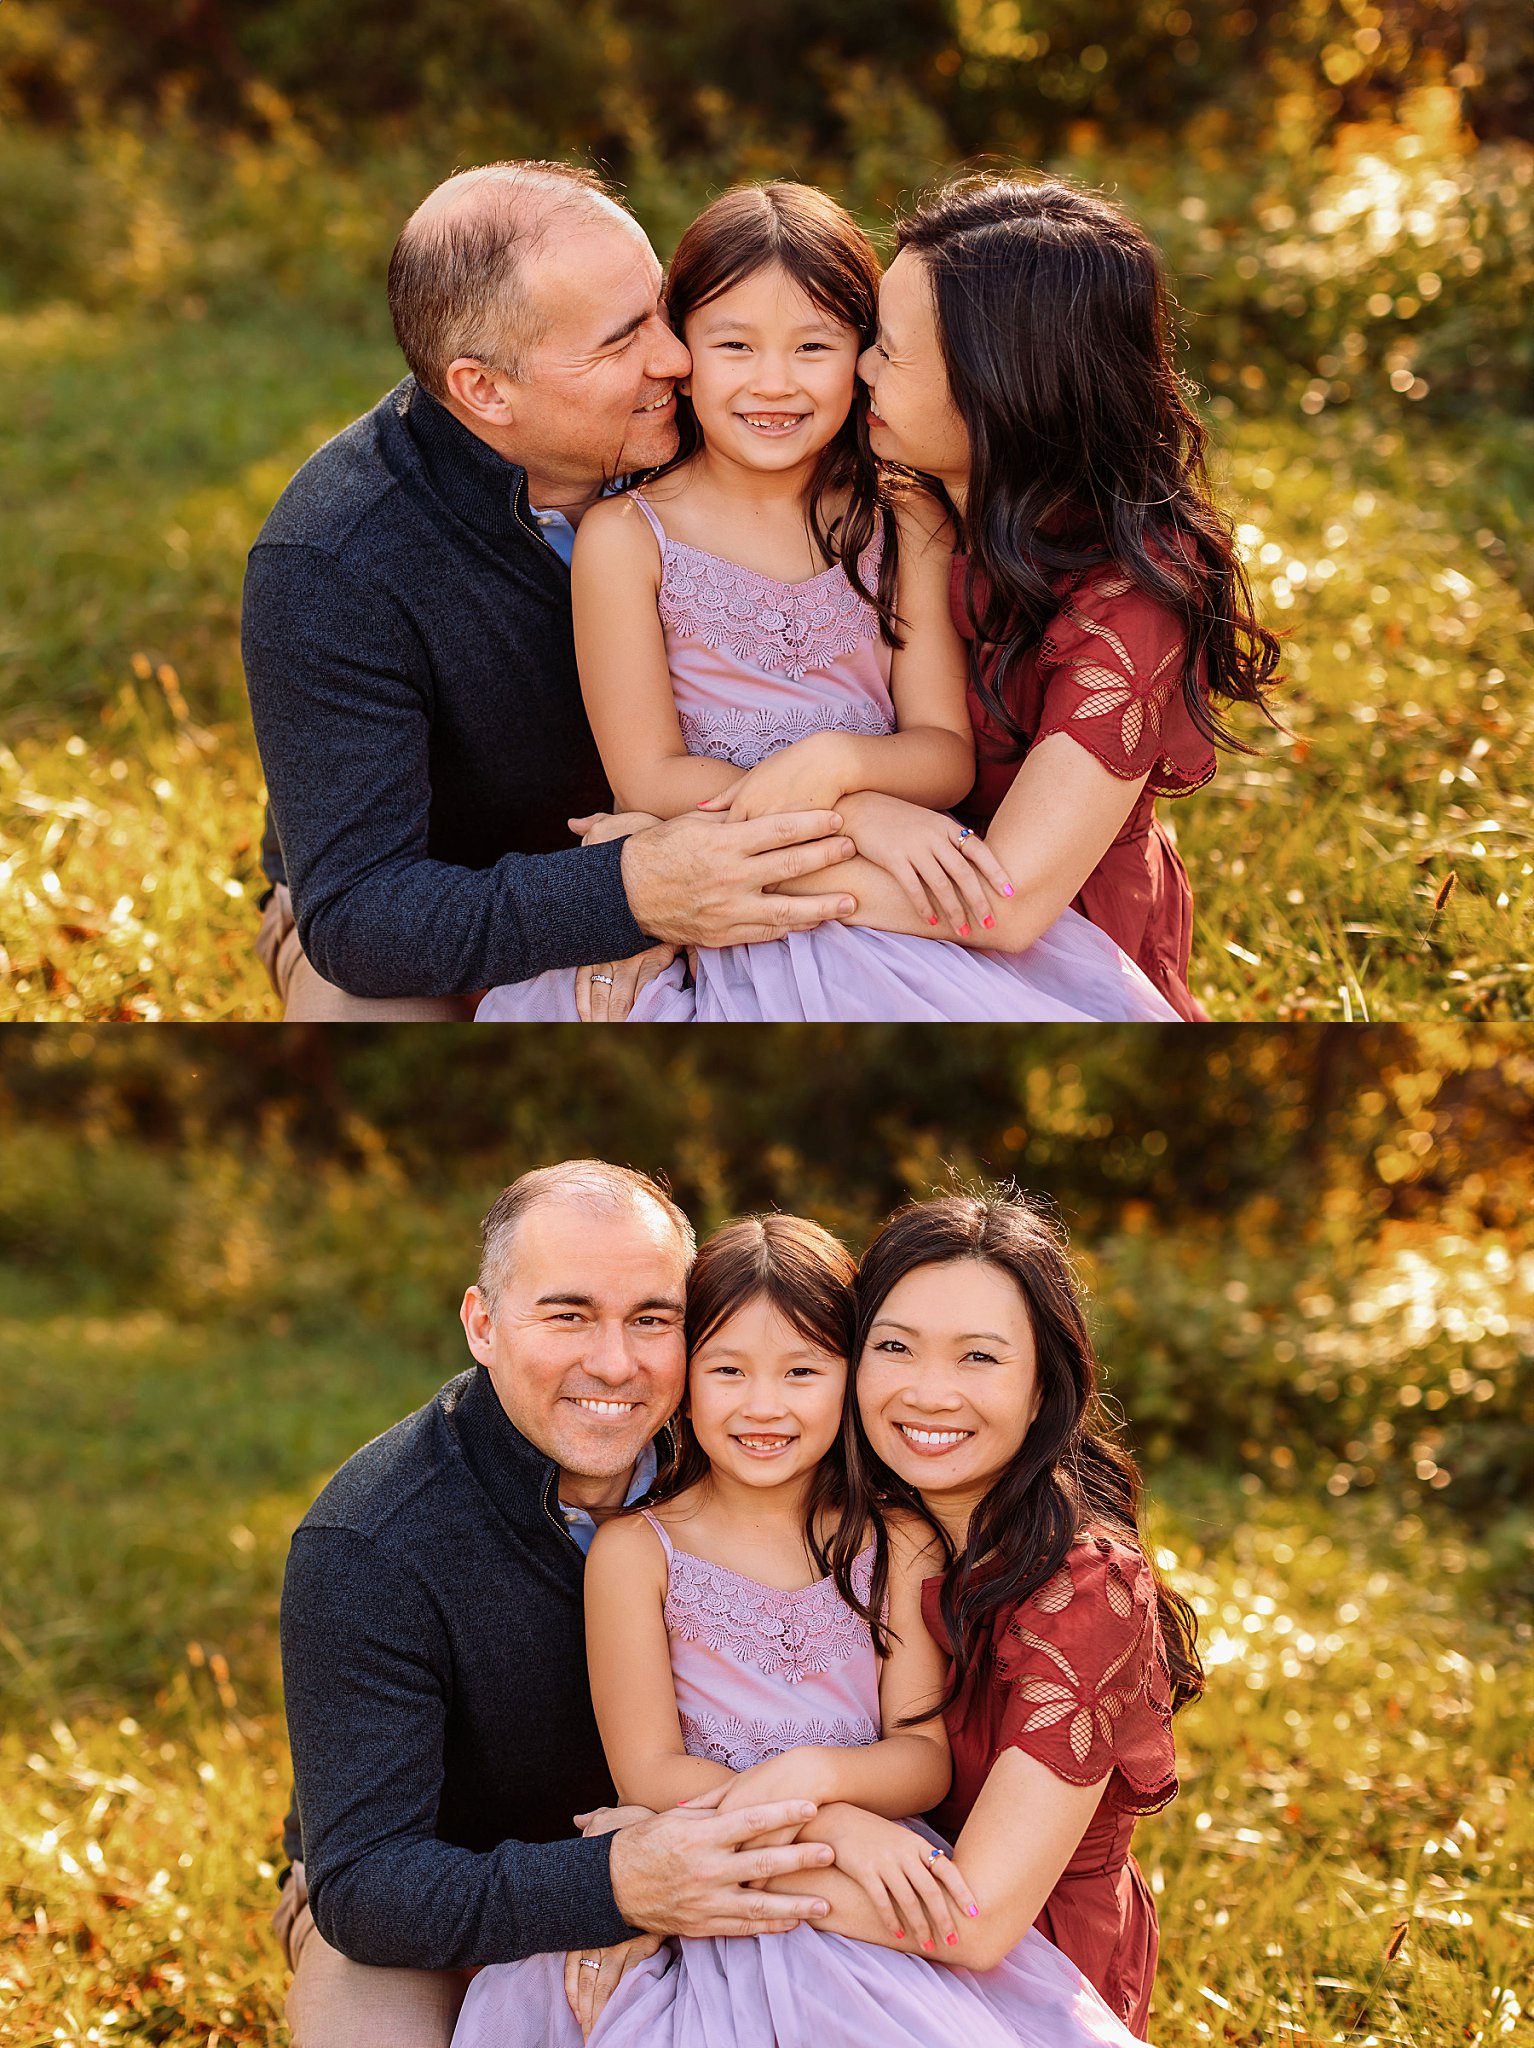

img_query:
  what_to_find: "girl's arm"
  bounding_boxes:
[699,502,976,824]
[772,735,1148,946]
[572,497,742,818]
[585,1515,735,1811]
[714,1518,952,1821]
[763,1748,1107,1968]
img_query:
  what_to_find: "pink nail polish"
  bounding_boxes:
[928,916,938,926]
[1002,884,1014,897]
[982,915,995,929]
[894,1929,904,1939]
[967,1904,979,1917]
[946,1933,958,1946]
[922,1939,935,1953]
[957,923,970,938]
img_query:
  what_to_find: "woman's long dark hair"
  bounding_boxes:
[653,182,902,642]
[834,1191,1204,1716]
[895,174,1281,754]
[646,1214,862,1571]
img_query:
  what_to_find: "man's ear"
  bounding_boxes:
[460,1285,497,1367]
[442,358,519,431]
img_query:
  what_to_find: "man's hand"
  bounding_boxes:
[574,945,679,1021]
[563,1935,665,2039]
[607,1798,834,1938]
[619,813,858,948]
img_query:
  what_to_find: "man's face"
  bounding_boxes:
[496,211,691,493]
[460,1195,688,1488]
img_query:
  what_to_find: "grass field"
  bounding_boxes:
[2,284,1532,1023]
[3,1263,1530,2048]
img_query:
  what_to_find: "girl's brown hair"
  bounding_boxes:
[654,182,901,642]
[648,1215,859,1539]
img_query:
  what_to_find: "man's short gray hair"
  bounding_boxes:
[388,160,627,397]
[476,1161,696,1313]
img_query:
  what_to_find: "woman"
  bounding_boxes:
[777,1191,1204,2037]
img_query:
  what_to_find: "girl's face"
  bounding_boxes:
[856,1258,1040,1521]
[858,249,971,497]
[688,1292,848,1492]
[680,264,863,474]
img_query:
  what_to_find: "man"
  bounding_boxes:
[243,162,858,1019]
[275,1160,835,2048]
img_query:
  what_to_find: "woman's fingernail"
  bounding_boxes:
[894,1929,904,1939]
[922,1938,935,1952]
[1002,884,1014,897]
[928,915,939,926]
[982,915,995,929]
[957,923,970,938]
[946,1933,959,1946]
[967,1904,979,1917]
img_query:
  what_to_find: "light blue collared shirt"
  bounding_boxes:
[527,502,577,567]
[558,1437,659,1557]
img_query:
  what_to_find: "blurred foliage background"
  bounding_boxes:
[0,0,1532,1019]
[2,1024,1532,2042]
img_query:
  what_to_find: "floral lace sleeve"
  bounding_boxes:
[993,1535,1178,1814]
[1035,570,1216,799]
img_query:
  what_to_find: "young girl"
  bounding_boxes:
[450,1215,1150,2047]
[475,183,1175,1022]
[781,1191,1205,2037]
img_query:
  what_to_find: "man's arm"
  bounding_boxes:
[242,545,652,999]
[281,1526,637,1969]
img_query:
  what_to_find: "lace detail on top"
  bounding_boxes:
[1035,569,1215,800]
[679,698,893,771]
[663,1544,877,1684]
[995,1534,1178,1814]
[681,1707,881,1771]
[657,531,885,684]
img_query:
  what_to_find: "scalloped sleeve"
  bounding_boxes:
[1035,571,1216,799]
[993,1536,1178,1815]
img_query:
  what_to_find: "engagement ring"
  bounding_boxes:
[591,973,615,985]
[580,1958,602,1971]
[958,827,972,840]
[927,1845,948,1861]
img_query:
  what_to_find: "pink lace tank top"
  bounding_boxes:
[639,1511,883,1771]
[627,492,896,770]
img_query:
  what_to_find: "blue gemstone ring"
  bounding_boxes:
[927,1845,947,1861]
[958,827,972,840]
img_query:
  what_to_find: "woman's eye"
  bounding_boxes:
[871,1338,909,1355]
[960,1349,998,1365]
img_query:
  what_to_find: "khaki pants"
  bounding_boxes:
[272,1862,475,2048]
[255,887,480,1022]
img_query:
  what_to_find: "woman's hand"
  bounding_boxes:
[838,792,1014,941]
[804,1806,979,1954]
[696,733,852,824]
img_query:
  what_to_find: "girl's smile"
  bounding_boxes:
[688,1293,848,1491]
[680,264,863,475]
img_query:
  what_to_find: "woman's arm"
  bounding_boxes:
[572,498,740,818]
[765,1748,1106,1968]
[585,1516,735,1810]
[774,733,1148,947]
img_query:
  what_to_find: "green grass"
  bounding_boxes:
[1,295,1532,1020]
[3,1266,1530,2048]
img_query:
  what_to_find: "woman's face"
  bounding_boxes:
[688,1292,848,1492]
[680,263,863,476]
[858,249,971,498]
[856,1257,1040,1522]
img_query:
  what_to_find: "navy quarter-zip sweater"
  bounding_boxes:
[241,378,652,998]
[279,1365,639,1968]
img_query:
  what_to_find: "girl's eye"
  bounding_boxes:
[708,1363,744,1376]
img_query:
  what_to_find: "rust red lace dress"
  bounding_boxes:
[922,1533,1179,2039]
[952,558,1217,1021]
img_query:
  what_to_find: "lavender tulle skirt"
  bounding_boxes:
[475,914,1178,1023]
[451,1827,1146,2048]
